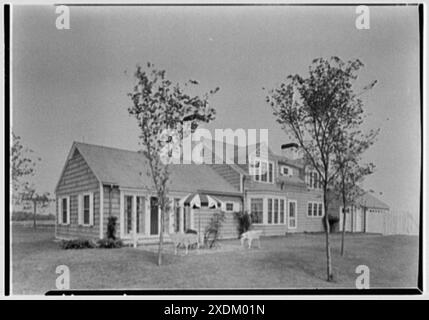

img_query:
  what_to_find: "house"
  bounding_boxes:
[329,191,390,233]
[55,141,388,243]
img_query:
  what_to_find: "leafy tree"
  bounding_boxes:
[266,56,375,281]
[11,132,39,203]
[127,62,218,266]
[333,129,378,255]
[21,185,51,229]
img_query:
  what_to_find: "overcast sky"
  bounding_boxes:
[12,5,420,213]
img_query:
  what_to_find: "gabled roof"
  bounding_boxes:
[356,192,390,210]
[65,142,240,195]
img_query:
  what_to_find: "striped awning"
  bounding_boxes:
[179,193,222,209]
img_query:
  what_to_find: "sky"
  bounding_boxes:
[12,5,420,213]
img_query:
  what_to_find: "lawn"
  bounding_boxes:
[11,226,419,294]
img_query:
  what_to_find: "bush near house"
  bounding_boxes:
[60,238,123,249]
[234,211,252,237]
[60,239,96,249]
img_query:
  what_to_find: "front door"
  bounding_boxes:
[150,197,159,235]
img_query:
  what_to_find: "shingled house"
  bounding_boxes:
[55,141,389,244]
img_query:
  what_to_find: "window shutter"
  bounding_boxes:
[58,198,62,225]
[89,193,94,226]
[78,194,83,225]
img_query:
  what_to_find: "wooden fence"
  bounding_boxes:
[378,210,419,236]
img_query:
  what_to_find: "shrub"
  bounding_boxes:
[60,239,96,249]
[185,229,198,234]
[106,216,118,240]
[204,211,225,248]
[234,211,252,236]
[322,214,340,232]
[96,238,123,249]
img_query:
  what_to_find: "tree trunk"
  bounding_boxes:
[340,188,347,256]
[157,202,164,266]
[323,187,333,281]
[33,200,37,229]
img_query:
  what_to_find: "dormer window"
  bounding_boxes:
[250,157,274,184]
[306,169,321,189]
[281,166,293,176]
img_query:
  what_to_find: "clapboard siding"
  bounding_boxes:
[194,209,239,240]
[56,149,100,240]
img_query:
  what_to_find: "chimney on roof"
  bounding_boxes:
[281,143,300,160]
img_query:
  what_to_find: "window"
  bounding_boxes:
[137,196,145,234]
[265,197,284,225]
[225,202,234,212]
[83,194,90,225]
[60,197,69,225]
[78,193,93,226]
[267,198,273,223]
[306,170,321,189]
[281,166,293,176]
[261,161,267,182]
[268,163,274,183]
[307,201,324,217]
[274,199,279,224]
[250,158,274,184]
[125,195,133,234]
[174,198,181,232]
[250,198,263,224]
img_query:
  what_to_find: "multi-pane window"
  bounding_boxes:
[250,198,263,224]
[307,202,324,217]
[174,198,181,232]
[274,199,279,224]
[83,194,90,225]
[306,170,321,189]
[62,197,68,224]
[261,161,267,182]
[266,197,285,225]
[226,202,234,212]
[251,158,274,184]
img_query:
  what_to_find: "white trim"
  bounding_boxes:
[80,192,94,227]
[225,202,234,212]
[99,183,104,239]
[119,190,124,238]
[58,196,70,225]
[287,199,298,229]
[249,157,275,184]
[307,201,324,218]
[280,165,293,176]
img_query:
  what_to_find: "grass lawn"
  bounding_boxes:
[11,225,419,294]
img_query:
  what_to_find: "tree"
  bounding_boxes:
[266,56,375,281]
[10,132,40,199]
[333,129,378,256]
[21,186,51,229]
[127,62,218,266]
[11,132,40,205]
